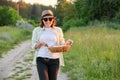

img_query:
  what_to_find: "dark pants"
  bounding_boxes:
[36,57,59,80]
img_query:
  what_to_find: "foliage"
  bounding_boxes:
[17,0,30,18]
[106,22,120,30]
[55,0,68,26]
[0,0,56,26]
[0,0,16,8]
[28,20,39,27]
[61,0,120,31]
[75,0,120,22]
[62,19,86,32]
[0,6,21,26]
[1,0,120,31]
[63,4,78,22]
[63,26,120,80]
[113,9,120,22]
[88,20,120,30]
[0,26,33,57]
[57,0,120,30]
[55,0,76,26]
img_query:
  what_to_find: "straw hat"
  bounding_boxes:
[41,10,54,18]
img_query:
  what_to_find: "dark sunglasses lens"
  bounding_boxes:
[43,18,53,22]
[49,18,53,21]
[43,18,47,21]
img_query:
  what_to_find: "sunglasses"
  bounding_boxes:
[42,18,53,22]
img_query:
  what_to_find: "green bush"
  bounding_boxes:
[28,20,39,27]
[113,9,120,22]
[62,19,86,32]
[75,0,120,22]
[0,6,21,26]
[106,22,120,30]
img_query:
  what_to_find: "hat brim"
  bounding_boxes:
[41,14,54,19]
[43,15,54,18]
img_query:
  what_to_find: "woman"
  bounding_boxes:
[32,10,73,80]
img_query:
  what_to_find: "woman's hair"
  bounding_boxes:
[40,17,56,28]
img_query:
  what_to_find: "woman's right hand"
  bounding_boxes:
[35,42,48,49]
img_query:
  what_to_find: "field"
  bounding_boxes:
[63,26,120,80]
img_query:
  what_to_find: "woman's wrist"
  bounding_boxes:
[35,42,48,49]
[65,39,74,45]
[35,42,42,49]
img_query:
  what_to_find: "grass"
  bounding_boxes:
[63,26,120,80]
[0,26,33,57]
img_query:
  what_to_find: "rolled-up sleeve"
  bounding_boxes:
[32,28,38,49]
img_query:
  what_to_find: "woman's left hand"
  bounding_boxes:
[65,39,73,45]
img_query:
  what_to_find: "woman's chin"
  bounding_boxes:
[44,24,51,27]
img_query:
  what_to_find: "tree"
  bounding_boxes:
[17,0,30,18]
[75,0,120,22]
[0,0,16,8]
[55,0,68,25]
[0,6,21,26]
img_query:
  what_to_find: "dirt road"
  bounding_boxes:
[0,40,68,80]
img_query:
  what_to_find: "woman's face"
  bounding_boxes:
[42,16,54,28]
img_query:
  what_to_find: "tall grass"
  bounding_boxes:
[63,26,120,80]
[0,26,33,57]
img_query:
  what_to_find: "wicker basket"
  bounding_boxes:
[48,45,71,53]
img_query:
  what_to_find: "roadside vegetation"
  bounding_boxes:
[0,26,33,57]
[63,25,120,80]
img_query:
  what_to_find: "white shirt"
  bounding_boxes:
[32,27,65,66]
[37,28,60,59]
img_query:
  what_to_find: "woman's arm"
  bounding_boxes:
[32,28,38,49]
[32,28,48,49]
[58,27,65,45]
[35,42,48,49]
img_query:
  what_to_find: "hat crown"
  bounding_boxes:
[41,10,54,18]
